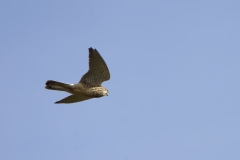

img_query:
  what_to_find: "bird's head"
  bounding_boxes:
[103,88,108,96]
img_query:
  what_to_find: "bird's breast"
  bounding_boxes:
[85,87,105,97]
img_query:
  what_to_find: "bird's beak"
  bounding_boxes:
[106,93,108,96]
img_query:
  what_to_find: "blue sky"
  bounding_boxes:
[1,0,240,159]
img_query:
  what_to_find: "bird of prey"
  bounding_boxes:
[45,47,110,104]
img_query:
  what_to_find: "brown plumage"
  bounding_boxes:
[45,47,110,104]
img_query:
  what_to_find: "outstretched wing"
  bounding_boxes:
[79,48,110,86]
[55,94,92,104]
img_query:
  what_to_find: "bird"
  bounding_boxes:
[45,47,110,104]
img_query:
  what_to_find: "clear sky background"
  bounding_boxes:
[1,0,240,160]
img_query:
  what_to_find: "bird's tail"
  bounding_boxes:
[45,80,72,92]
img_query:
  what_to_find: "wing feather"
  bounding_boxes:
[79,48,110,86]
[55,94,92,104]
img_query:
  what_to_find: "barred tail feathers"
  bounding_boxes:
[45,80,72,92]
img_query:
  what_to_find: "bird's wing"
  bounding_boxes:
[79,48,110,86]
[55,94,92,104]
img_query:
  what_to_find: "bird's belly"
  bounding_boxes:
[69,83,86,94]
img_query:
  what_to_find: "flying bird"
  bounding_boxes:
[45,47,110,104]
